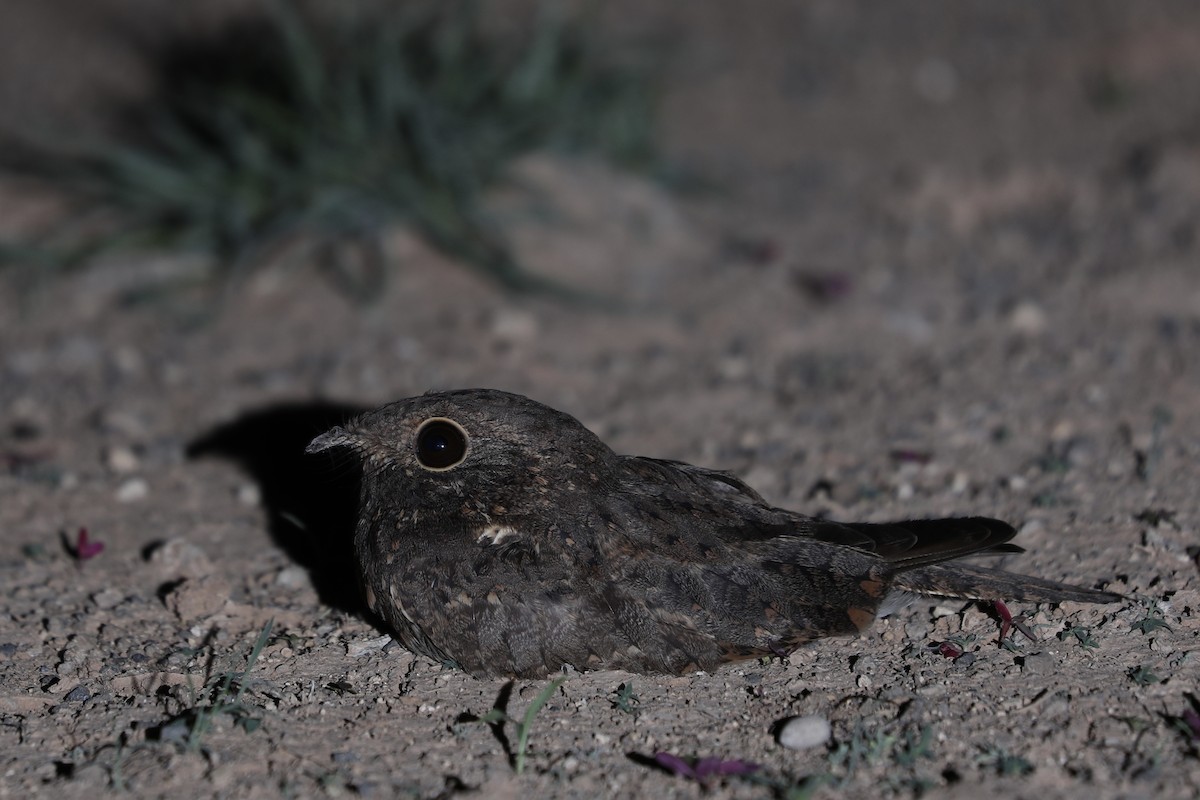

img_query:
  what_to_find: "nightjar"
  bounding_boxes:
[307,389,1120,678]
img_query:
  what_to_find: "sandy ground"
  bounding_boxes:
[1,2,1199,798]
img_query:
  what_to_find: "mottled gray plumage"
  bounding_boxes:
[307,388,1120,678]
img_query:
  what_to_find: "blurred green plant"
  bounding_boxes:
[0,0,658,299]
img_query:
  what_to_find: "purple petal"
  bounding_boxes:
[1183,709,1200,739]
[712,758,760,776]
[795,271,853,302]
[653,752,695,779]
[889,448,933,464]
[935,641,963,659]
[74,527,104,560]
[692,757,760,781]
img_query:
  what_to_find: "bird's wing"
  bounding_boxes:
[806,516,1022,569]
[622,457,769,506]
[619,456,1020,568]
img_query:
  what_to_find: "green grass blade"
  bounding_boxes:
[514,676,566,775]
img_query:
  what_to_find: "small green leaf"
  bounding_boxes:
[1129,664,1162,686]
[476,709,509,725]
[1134,617,1171,634]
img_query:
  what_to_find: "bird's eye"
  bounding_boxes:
[414,418,468,470]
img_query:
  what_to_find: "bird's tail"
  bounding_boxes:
[893,562,1123,604]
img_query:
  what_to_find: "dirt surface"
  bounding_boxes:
[2,2,1200,798]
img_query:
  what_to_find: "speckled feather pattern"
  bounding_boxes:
[307,389,1120,678]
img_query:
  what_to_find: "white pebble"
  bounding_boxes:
[237,483,262,507]
[275,565,310,589]
[106,445,141,474]
[115,477,148,502]
[778,715,832,751]
[1009,300,1047,334]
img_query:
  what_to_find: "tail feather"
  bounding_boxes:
[894,562,1123,604]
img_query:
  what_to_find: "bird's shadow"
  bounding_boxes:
[455,681,515,768]
[186,400,368,612]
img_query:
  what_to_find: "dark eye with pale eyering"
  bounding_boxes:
[414,418,468,470]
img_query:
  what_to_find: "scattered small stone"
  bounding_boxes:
[96,409,147,439]
[777,714,832,750]
[91,589,123,610]
[110,671,195,697]
[904,620,930,641]
[148,538,214,579]
[1021,651,1055,676]
[931,603,960,619]
[1009,301,1047,334]
[347,635,393,658]
[105,445,141,473]
[112,346,144,375]
[154,716,192,746]
[851,655,876,674]
[955,652,976,667]
[275,565,310,589]
[237,482,262,507]
[64,685,90,703]
[115,477,149,502]
[164,575,230,621]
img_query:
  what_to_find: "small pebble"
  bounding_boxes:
[115,477,149,502]
[105,445,141,474]
[1009,301,1048,334]
[164,575,230,621]
[148,538,214,579]
[275,565,310,589]
[112,346,144,375]
[91,589,123,610]
[237,483,262,507]
[1022,651,1054,675]
[64,685,91,703]
[97,409,148,440]
[778,714,832,751]
[347,635,393,658]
